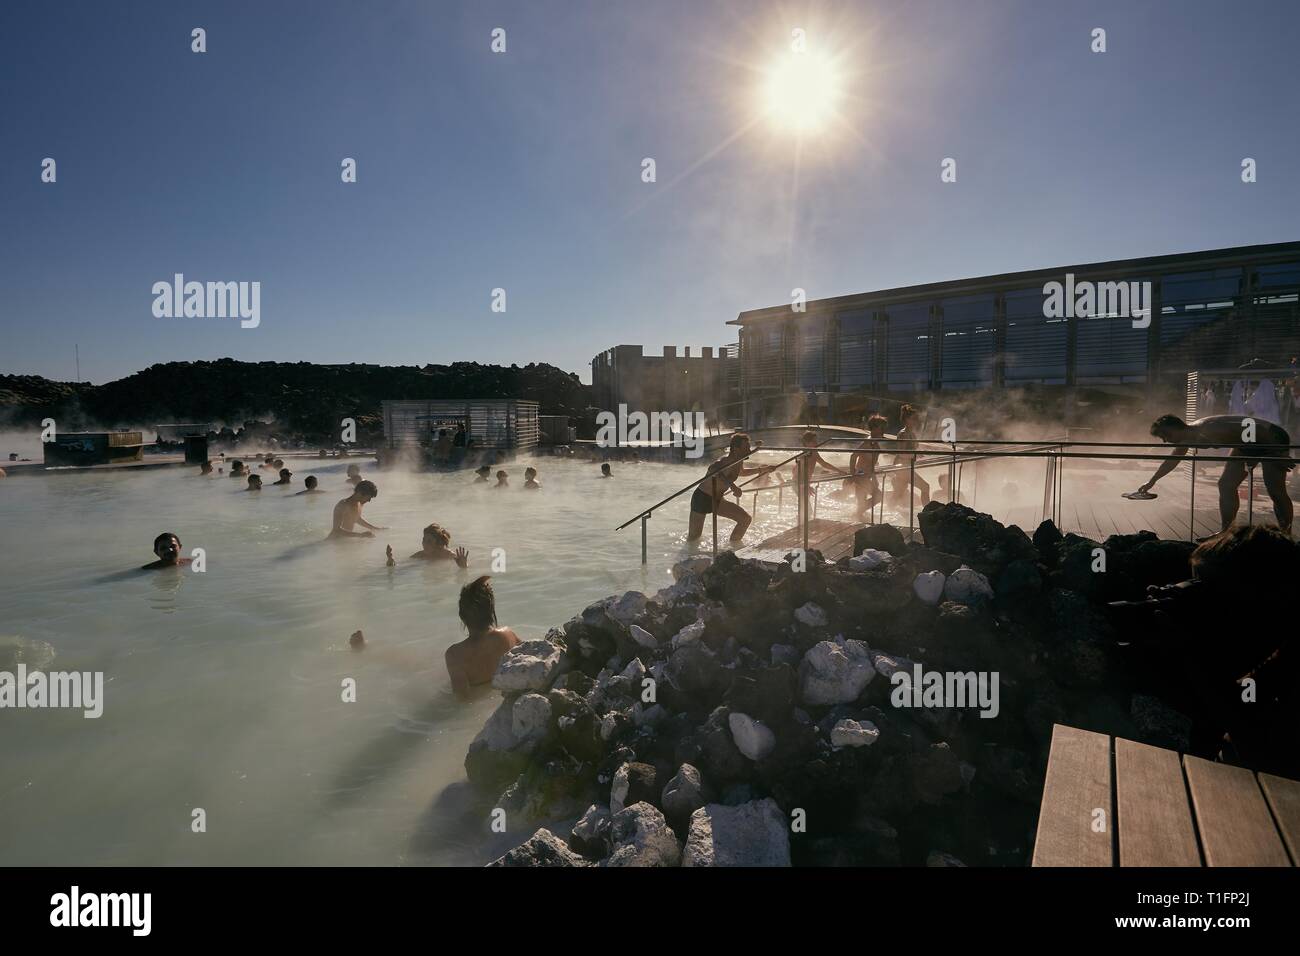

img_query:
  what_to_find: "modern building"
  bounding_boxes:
[729,241,1300,428]
[380,399,539,458]
[590,344,738,424]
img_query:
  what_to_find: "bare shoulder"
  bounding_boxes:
[496,627,521,649]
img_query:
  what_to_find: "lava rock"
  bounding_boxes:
[610,761,660,815]
[661,763,710,824]
[488,828,589,867]
[853,523,907,557]
[605,802,681,867]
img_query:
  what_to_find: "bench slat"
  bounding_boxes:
[1115,737,1201,866]
[1258,773,1300,865]
[1184,756,1290,867]
[1032,724,1113,867]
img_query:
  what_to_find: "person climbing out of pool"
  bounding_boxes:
[410,523,469,566]
[1138,413,1295,534]
[296,475,322,495]
[474,465,492,483]
[245,474,263,492]
[494,469,509,488]
[849,414,889,519]
[687,432,774,544]
[523,467,541,490]
[273,468,292,486]
[330,479,384,538]
[893,404,930,508]
[141,532,193,570]
[198,460,213,476]
[345,463,363,486]
[791,429,847,506]
[445,575,520,699]
[600,463,613,478]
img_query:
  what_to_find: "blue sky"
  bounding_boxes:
[2,0,1298,384]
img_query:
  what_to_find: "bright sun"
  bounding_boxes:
[761,51,843,133]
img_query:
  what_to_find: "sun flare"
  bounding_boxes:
[761,51,843,133]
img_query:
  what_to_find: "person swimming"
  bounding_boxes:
[273,468,292,486]
[410,523,469,566]
[600,463,612,478]
[229,459,247,478]
[494,470,509,488]
[245,474,263,492]
[523,467,541,490]
[296,475,322,495]
[445,575,520,699]
[330,479,384,538]
[198,460,213,476]
[345,463,363,486]
[141,532,193,570]
[474,465,492,483]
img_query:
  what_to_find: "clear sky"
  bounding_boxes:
[2,0,1298,384]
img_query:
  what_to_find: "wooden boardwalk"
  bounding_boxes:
[1033,724,1300,867]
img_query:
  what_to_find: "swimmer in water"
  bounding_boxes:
[273,468,292,486]
[600,463,612,478]
[410,523,469,566]
[445,576,520,699]
[494,470,509,488]
[474,465,492,483]
[296,475,322,495]
[229,460,247,478]
[141,532,193,570]
[523,467,541,490]
[345,463,363,486]
[330,479,384,538]
[198,460,213,476]
[245,474,263,492]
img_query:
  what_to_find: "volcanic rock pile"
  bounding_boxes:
[473,501,1196,866]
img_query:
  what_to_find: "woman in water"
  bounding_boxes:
[523,467,541,489]
[687,433,772,545]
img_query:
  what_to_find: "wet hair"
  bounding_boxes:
[867,414,888,431]
[601,463,611,473]
[496,470,507,478]
[1151,414,1186,435]
[728,433,751,453]
[459,575,497,631]
[273,459,284,468]
[1191,524,1300,592]
[524,467,537,479]
[354,479,378,498]
[476,465,492,475]
[305,475,318,488]
[264,454,274,462]
[248,474,262,486]
[279,469,291,478]
[423,523,451,547]
[231,459,244,470]
[153,532,179,551]
[802,430,817,445]
[900,404,919,422]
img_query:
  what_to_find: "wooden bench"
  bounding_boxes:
[1032,723,1299,867]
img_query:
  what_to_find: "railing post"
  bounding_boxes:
[908,455,915,538]
[949,443,956,504]
[802,453,810,553]
[1189,449,1197,542]
[712,503,718,556]
[641,513,648,565]
[1248,466,1255,526]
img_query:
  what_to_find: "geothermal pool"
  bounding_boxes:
[0,453,836,866]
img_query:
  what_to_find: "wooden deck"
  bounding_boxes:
[1032,724,1300,867]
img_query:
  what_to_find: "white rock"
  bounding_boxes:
[599,712,621,741]
[830,718,880,748]
[871,652,914,679]
[488,828,589,867]
[468,698,518,753]
[492,638,564,692]
[727,711,776,761]
[794,602,829,627]
[849,549,893,571]
[604,803,681,867]
[610,762,633,815]
[510,693,552,743]
[620,657,646,682]
[682,799,791,867]
[912,570,946,605]
[654,572,704,605]
[572,803,611,846]
[943,566,994,605]
[672,557,712,579]
[608,591,648,624]
[629,624,658,648]
[671,620,706,649]
[798,638,875,706]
